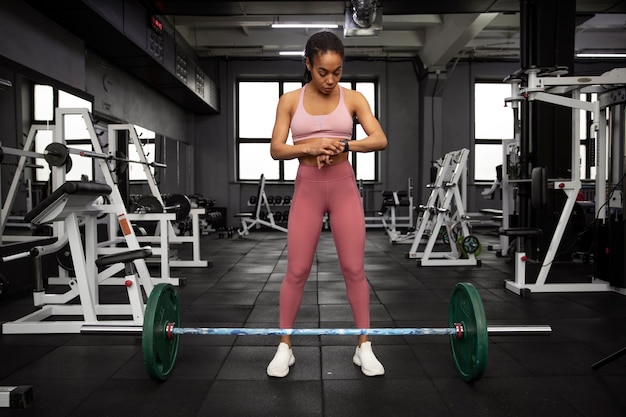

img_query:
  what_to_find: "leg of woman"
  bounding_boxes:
[268,172,326,377]
[278,176,326,345]
[327,174,369,339]
[327,167,385,376]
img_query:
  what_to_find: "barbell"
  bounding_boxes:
[141,282,552,382]
[130,194,192,221]
[0,145,72,172]
[43,142,167,172]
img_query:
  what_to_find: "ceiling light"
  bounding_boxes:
[576,53,626,58]
[279,51,304,56]
[271,23,339,29]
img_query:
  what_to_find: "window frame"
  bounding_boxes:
[235,78,381,183]
[32,82,95,182]
[472,80,514,183]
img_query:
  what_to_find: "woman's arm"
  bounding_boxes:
[345,90,387,153]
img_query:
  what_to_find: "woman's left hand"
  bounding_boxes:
[317,154,334,169]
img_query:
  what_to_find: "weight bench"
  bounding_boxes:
[378,179,415,244]
[234,174,287,236]
[2,181,150,334]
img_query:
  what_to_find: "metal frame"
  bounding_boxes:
[379,177,416,244]
[235,174,288,236]
[2,185,145,334]
[407,148,480,266]
[110,124,210,269]
[0,125,51,243]
[504,67,626,296]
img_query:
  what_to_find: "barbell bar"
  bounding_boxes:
[165,325,551,337]
[0,145,69,171]
[43,142,167,170]
[141,282,552,382]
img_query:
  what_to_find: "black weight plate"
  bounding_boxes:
[44,143,69,167]
[165,194,191,221]
[136,195,164,213]
[56,243,74,272]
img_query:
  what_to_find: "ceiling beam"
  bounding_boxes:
[420,13,500,69]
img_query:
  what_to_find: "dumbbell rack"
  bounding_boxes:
[235,174,288,236]
[406,148,480,266]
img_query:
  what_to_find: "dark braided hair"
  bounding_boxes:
[303,31,345,82]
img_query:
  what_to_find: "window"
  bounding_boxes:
[473,82,514,181]
[579,93,597,180]
[128,125,156,181]
[236,80,381,182]
[33,84,94,182]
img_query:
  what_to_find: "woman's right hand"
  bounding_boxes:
[306,137,343,156]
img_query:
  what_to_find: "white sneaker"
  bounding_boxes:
[267,343,295,377]
[353,341,385,376]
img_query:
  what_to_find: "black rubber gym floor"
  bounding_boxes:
[0,230,625,416]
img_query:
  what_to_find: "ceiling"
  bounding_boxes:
[141,0,626,67]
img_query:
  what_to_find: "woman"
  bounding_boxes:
[267,31,387,377]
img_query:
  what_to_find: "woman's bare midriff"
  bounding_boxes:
[296,137,350,166]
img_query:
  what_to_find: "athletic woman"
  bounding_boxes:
[267,30,387,377]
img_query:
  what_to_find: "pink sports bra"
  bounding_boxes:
[290,85,353,142]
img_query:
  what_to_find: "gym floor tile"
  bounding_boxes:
[0,230,625,416]
[198,380,323,417]
[323,379,450,417]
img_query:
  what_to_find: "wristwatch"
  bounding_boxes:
[340,139,350,153]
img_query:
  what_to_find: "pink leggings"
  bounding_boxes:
[279,160,370,329]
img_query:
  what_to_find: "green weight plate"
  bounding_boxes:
[143,283,181,381]
[448,282,488,382]
[462,235,482,255]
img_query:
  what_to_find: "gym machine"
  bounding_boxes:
[502,67,626,296]
[407,148,481,267]
[379,178,416,244]
[0,124,58,244]
[41,108,177,287]
[107,124,210,269]
[1,181,151,334]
